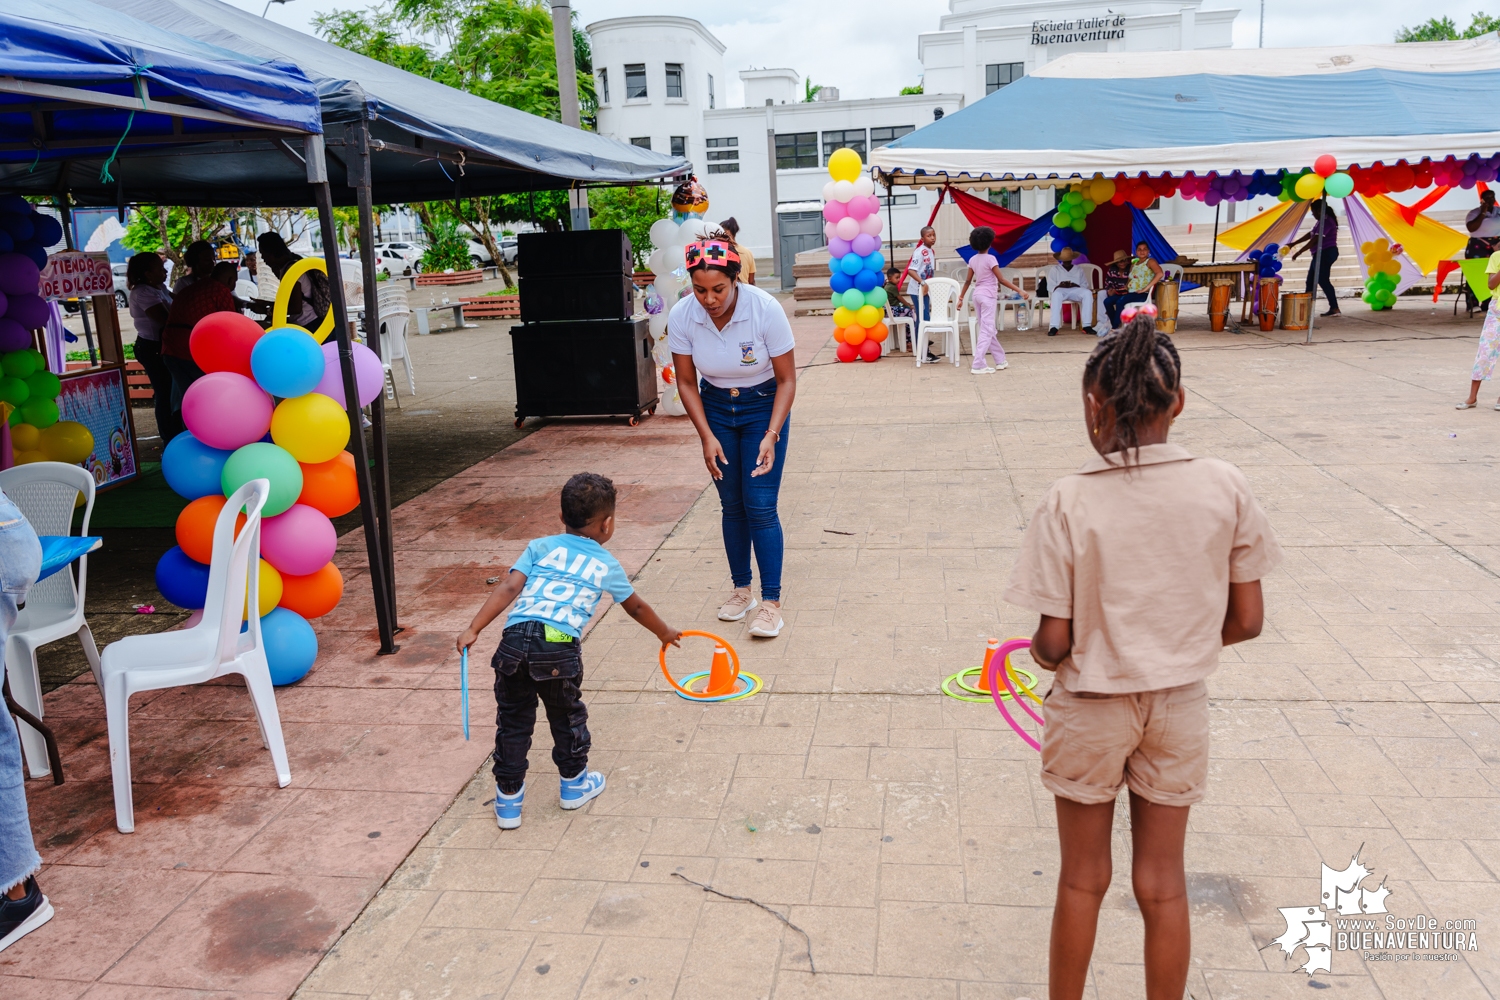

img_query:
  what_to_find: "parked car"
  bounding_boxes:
[499,236,518,265]
[111,262,129,309]
[465,239,494,269]
[374,245,420,278]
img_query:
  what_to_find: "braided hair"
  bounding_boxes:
[1081,312,1181,463]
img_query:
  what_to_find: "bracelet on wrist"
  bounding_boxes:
[764,428,780,442]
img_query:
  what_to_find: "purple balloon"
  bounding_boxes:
[828,237,853,258]
[0,289,7,319]
[0,317,30,352]
[14,243,45,270]
[314,340,384,408]
[850,233,880,257]
[1204,190,1223,207]
[5,293,47,330]
[1461,175,1479,189]
[0,253,38,297]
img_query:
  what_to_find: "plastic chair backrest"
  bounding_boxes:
[204,479,269,667]
[0,462,96,614]
[1161,263,1184,281]
[926,278,960,323]
[1077,264,1102,291]
[1000,269,1029,296]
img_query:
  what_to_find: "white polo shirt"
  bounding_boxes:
[667,283,795,389]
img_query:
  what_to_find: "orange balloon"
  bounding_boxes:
[867,321,889,343]
[298,451,359,517]
[278,562,344,618]
[843,325,867,346]
[174,495,245,565]
[832,325,846,343]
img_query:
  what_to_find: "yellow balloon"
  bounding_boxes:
[832,306,855,328]
[1380,261,1401,275]
[13,449,46,465]
[855,304,881,328]
[39,421,94,465]
[1294,173,1325,200]
[1091,178,1116,203]
[827,147,863,183]
[10,422,39,452]
[246,558,282,620]
[270,392,351,464]
[272,257,335,344]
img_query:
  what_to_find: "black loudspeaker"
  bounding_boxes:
[511,318,658,424]
[517,230,632,278]
[519,272,635,322]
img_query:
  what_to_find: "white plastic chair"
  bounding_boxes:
[99,479,289,833]
[0,462,99,779]
[883,304,914,356]
[377,285,415,403]
[998,268,1032,331]
[1160,263,1184,283]
[918,277,961,368]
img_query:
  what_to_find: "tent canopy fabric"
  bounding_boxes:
[872,39,1500,186]
[0,0,690,207]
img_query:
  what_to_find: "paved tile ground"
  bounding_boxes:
[297,306,1500,1000]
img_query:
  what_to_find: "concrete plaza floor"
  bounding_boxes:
[286,304,1500,1000]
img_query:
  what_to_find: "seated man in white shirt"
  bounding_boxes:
[1044,248,1099,336]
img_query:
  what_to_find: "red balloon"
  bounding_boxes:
[1386,163,1415,192]
[857,338,881,362]
[1314,154,1338,178]
[1110,190,1128,206]
[1130,187,1156,210]
[835,342,858,363]
[190,311,264,378]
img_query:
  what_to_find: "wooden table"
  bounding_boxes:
[1182,262,1258,324]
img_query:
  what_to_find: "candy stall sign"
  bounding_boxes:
[39,252,112,300]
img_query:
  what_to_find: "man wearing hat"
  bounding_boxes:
[1044,248,1099,336]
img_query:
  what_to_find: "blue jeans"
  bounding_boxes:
[700,378,789,602]
[1104,291,1149,329]
[912,293,931,351]
[0,492,43,891]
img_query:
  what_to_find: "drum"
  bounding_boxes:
[1281,291,1311,331]
[1208,277,1233,332]
[1258,278,1281,332]
[1154,280,1180,334]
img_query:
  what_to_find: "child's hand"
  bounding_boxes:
[659,627,683,648]
[456,628,478,654]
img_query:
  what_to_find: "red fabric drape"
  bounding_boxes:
[948,187,1033,244]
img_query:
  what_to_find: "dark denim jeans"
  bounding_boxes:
[912,293,931,350]
[0,492,43,890]
[1104,291,1149,329]
[132,337,182,441]
[700,377,789,602]
[1305,246,1340,311]
[490,620,589,794]
[161,354,204,415]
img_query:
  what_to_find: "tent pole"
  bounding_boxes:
[353,121,399,637]
[309,138,398,654]
[1306,196,1325,344]
[884,176,895,262]
[1211,202,1219,264]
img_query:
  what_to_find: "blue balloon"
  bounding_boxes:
[30,214,62,248]
[155,546,210,609]
[854,268,881,292]
[827,259,840,275]
[1050,237,1067,252]
[260,607,318,685]
[250,326,326,399]
[0,231,13,255]
[829,271,855,294]
[0,196,27,215]
[839,253,863,276]
[863,251,886,272]
[15,243,45,269]
[161,431,232,500]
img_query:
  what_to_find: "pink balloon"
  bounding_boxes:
[845,196,872,221]
[858,213,884,236]
[834,217,860,241]
[180,372,272,450]
[314,340,384,408]
[828,237,853,258]
[823,221,838,240]
[850,233,880,256]
[260,503,337,577]
[822,200,848,223]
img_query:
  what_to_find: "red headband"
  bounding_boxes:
[1120,302,1159,323]
[685,239,740,270]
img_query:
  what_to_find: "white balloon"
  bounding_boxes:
[647,248,669,277]
[649,218,679,249]
[822,181,837,202]
[682,219,711,240]
[834,217,860,241]
[660,385,687,416]
[859,214,883,236]
[852,177,875,198]
[648,312,669,338]
[832,180,855,202]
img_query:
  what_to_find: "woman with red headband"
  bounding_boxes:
[668,230,797,638]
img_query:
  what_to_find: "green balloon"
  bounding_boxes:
[0,351,38,379]
[1324,172,1354,199]
[830,291,843,308]
[1064,190,1083,205]
[865,286,888,309]
[6,406,19,426]
[841,288,865,310]
[1053,211,1071,228]
[1071,218,1087,232]
[221,442,304,516]
[0,376,29,407]
[1081,198,1096,214]
[23,349,44,372]
[25,370,60,400]
[20,397,58,429]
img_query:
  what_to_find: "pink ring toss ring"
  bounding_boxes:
[986,638,1045,751]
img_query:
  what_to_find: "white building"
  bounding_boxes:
[589,3,1239,284]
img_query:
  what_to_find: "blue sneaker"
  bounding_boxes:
[495,784,525,829]
[559,769,606,810]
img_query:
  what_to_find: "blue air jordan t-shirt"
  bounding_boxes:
[505,534,634,638]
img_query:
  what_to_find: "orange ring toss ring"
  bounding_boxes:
[659,630,741,699]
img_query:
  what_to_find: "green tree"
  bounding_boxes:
[803,77,823,103]
[899,83,924,95]
[420,218,474,271]
[1396,11,1500,40]
[588,185,668,269]
[121,206,234,264]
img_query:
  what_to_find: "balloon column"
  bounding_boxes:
[644,197,713,416]
[823,148,887,363]
[1246,243,1285,279]
[156,304,379,685]
[1360,239,1401,311]
[1049,181,1096,254]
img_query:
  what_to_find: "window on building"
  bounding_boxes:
[775,132,818,170]
[989,188,1020,212]
[707,136,739,173]
[670,136,686,158]
[985,63,1024,95]
[625,63,647,99]
[630,136,652,149]
[869,125,915,146]
[665,63,683,99]
[708,74,715,109]
[821,129,866,164]
[876,194,918,207]
[597,67,609,105]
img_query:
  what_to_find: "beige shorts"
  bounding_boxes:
[1040,680,1209,807]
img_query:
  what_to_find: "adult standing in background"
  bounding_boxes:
[719,218,756,285]
[124,252,178,441]
[161,261,237,418]
[257,232,331,331]
[171,240,216,293]
[1463,190,1500,313]
[1288,200,1341,318]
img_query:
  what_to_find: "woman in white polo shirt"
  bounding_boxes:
[668,233,797,638]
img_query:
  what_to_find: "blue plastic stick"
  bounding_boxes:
[461,647,470,741]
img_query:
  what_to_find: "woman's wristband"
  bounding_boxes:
[763,428,780,442]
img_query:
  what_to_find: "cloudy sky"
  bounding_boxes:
[224,0,1488,105]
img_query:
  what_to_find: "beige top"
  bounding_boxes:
[1004,443,1281,694]
[735,241,756,278]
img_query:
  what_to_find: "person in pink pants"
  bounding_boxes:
[958,226,1030,374]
